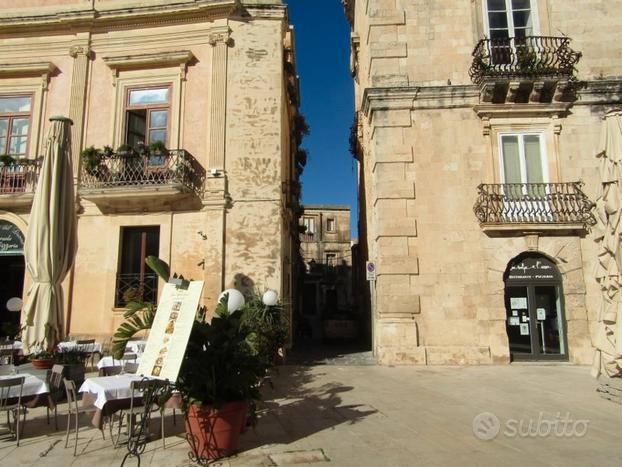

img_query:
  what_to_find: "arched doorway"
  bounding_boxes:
[503,253,568,361]
[0,220,25,338]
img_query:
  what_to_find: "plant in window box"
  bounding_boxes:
[147,140,169,172]
[80,146,103,175]
[0,154,16,167]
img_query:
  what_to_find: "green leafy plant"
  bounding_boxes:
[239,293,288,371]
[148,140,168,155]
[0,154,16,166]
[176,299,263,420]
[116,143,135,156]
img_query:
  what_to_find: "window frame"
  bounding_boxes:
[326,218,336,232]
[498,131,549,185]
[482,0,540,38]
[303,216,315,235]
[123,84,172,148]
[0,93,34,158]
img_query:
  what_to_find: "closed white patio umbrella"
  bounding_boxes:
[22,117,77,353]
[592,109,622,378]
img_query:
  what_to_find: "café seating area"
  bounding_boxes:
[0,337,181,456]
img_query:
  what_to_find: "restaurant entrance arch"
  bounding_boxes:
[0,220,25,338]
[503,252,568,361]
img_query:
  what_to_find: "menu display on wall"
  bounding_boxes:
[519,323,530,336]
[136,280,204,382]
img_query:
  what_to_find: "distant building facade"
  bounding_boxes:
[344,0,622,364]
[298,205,357,341]
[0,0,301,340]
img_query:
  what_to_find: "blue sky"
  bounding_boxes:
[286,1,358,238]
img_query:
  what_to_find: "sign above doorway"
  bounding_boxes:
[0,221,24,256]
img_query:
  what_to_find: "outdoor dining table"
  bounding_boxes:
[57,340,102,353]
[0,340,24,355]
[0,372,53,408]
[79,375,181,429]
[96,356,142,373]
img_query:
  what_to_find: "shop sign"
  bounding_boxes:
[506,256,560,283]
[0,221,24,256]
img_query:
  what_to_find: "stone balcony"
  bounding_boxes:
[79,148,205,212]
[473,182,596,236]
[0,158,42,210]
[469,36,582,104]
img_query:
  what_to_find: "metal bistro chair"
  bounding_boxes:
[0,375,26,446]
[76,339,97,370]
[0,340,15,365]
[115,379,167,450]
[63,378,104,456]
[47,364,65,430]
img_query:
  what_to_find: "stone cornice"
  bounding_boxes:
[0,61,57,77]
[0,0,237,32]
[103,50,195,72]
[361,85,478,118]
[473,103,572,119]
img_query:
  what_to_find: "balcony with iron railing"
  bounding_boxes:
[0,158,42,210]
[469,36,581,103]
[79,148,205,211]
[473,182,596,236]
[115,272,158,308]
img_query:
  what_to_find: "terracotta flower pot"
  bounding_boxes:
[185,401,248,460]
[31,358,56,369]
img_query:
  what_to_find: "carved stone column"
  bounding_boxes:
[208,27,232,170]
[68,44,92,178]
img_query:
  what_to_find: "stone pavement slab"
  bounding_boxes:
[1,364,621,467]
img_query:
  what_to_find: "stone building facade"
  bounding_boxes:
[0,0,301,340]
[344,0,622,364]
[299,205,357,341]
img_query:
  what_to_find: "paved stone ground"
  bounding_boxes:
[1,363,621,467]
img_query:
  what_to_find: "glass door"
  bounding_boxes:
[505,284,567,360]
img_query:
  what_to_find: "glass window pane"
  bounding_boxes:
[0,136,6,154]
[501,135,521,184]
[129,88,169,106]
[150,110,168,128]
[0,96,31,113]
[0,119,7,138]
[489,12,509,29]
[490,29,510,39]
[488,0,507,11]
[9,136,28,155]
[524,135,544,183]
[512,0,531,10]
[126,110,146,146]
[149,129,166,144]
[513,10,532,29]
[11,118,29,136]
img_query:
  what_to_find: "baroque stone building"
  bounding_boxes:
[344,0,622,364]
[0,0,301,339]
[298,205,358,342]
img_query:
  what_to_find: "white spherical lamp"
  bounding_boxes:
[218,289,245,313]
[6,297,22,313]
[262,290,278,307]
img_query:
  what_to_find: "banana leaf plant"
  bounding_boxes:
[111,255,170,359]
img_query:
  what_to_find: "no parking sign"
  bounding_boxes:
[366,261,376,281]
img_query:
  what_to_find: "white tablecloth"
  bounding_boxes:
[0,340,23,351]
[79,375,148,409]
[0,373,48,398]
[58,341,102,353]
[96,356,142,370]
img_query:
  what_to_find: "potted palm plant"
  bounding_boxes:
[178,299,264,461]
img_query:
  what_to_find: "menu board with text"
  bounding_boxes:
[136,280,204,382]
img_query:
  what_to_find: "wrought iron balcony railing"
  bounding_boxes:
[115,272,158,308]
[80,149,204,196]
[469,36,581,85]
[0,158,41,195]
[474,182,596,228]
